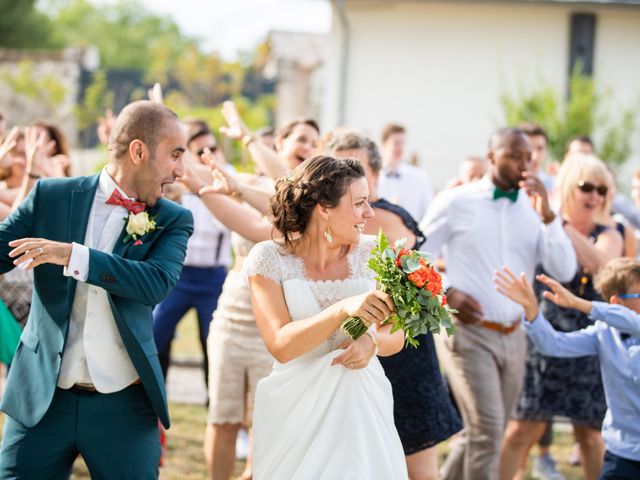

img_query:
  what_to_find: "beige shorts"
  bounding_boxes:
[207,323,273,425]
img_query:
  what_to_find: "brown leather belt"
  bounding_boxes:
[72,383,98,392]
[72,379,141,393]
[477,319,519,334]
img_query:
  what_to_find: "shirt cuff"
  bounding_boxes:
[521,311,544,330]
[588,301,607,320]
[63,242,89,282]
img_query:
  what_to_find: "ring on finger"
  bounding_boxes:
[38,247,44,255]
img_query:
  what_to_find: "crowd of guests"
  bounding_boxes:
[1,94,640,480]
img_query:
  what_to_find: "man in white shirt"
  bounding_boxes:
[377,123,434,221]
[520,122,555,192]
[153,121,232,392]
[0,101,193,478]
[420,127,577,480]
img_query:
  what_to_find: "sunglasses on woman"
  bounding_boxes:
[619,293,640,300]
[577,180,608,197]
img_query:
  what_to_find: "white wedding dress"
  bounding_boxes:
[244,236,408,480]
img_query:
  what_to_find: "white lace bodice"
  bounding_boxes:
[244,236,377,358]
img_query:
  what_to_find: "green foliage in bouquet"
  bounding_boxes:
[343,231,456,348]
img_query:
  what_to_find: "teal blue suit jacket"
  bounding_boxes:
[0,174,193,429]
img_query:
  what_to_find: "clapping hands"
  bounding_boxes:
[536,273,582,310]
[494,267,539,321]
[24,127,59,178]
[198,150,240,197]
[219,101,249,140]
[0,127,20,167]
[494,267,588,321]
[148,82,164,105]
[97,109,115,146]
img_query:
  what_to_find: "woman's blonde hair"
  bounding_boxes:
[555,153,610,217]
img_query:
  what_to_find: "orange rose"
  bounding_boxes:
[407,268,428,288]
[425,280,442,295]
[441,294,448,306]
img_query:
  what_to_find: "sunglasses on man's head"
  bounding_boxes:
[196,145,218,157]
[577,180,608,197]
[619,293,640,300]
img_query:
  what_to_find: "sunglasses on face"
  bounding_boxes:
[196,145,218,157]
[577,180,608,197]
[619,293,640,300]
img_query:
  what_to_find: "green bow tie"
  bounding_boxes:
[493,187,519,202]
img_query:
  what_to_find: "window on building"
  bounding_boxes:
[569,13,597,76]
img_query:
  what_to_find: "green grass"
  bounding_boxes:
[172,308,205,358]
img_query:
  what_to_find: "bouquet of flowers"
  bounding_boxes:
[343,231,456,347]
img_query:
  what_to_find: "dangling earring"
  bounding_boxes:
[323,226,333,243]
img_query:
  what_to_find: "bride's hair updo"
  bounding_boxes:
[270,155,365,248]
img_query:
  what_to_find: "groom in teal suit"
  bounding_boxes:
[0,101,194,478]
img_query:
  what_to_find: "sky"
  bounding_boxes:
[135,0,333,59]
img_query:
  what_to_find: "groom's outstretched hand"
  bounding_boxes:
[8,238,72,271]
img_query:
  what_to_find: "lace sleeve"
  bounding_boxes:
[350,235,377,280]
[243,241,283,284]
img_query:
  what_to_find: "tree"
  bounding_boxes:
[75,69,114,145]
[45,0,194,73]
[0,0,60,49]
[501,66,639,167]
[1,60,67,110]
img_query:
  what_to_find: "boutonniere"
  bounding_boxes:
[123,211,159,246]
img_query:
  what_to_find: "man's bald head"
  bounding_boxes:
[489,127,530,151]
[108,100,179,161]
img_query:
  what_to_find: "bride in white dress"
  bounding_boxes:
[244,155,408,479]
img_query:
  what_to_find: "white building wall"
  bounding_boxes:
[323,1,640,189]
[594,8,640,177]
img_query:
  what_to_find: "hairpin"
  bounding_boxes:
[281,170,294,184]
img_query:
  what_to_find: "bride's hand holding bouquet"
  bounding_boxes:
[343,231,457,347]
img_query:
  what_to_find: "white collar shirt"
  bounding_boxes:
[181,194,231,268]
[377,163,434,221]
[58,168,139,391]
[419,177,577,323]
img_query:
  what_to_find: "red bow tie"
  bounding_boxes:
[106,189,146,214]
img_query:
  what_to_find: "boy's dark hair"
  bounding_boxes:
[594,257,640,300]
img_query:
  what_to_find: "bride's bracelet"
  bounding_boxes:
[365,330,378,356]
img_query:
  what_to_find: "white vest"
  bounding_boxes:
[57,186,139,392]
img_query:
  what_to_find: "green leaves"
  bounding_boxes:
[500,63,638,167]
[350,230,457,347]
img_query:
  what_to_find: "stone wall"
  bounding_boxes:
[0,47,98,147]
